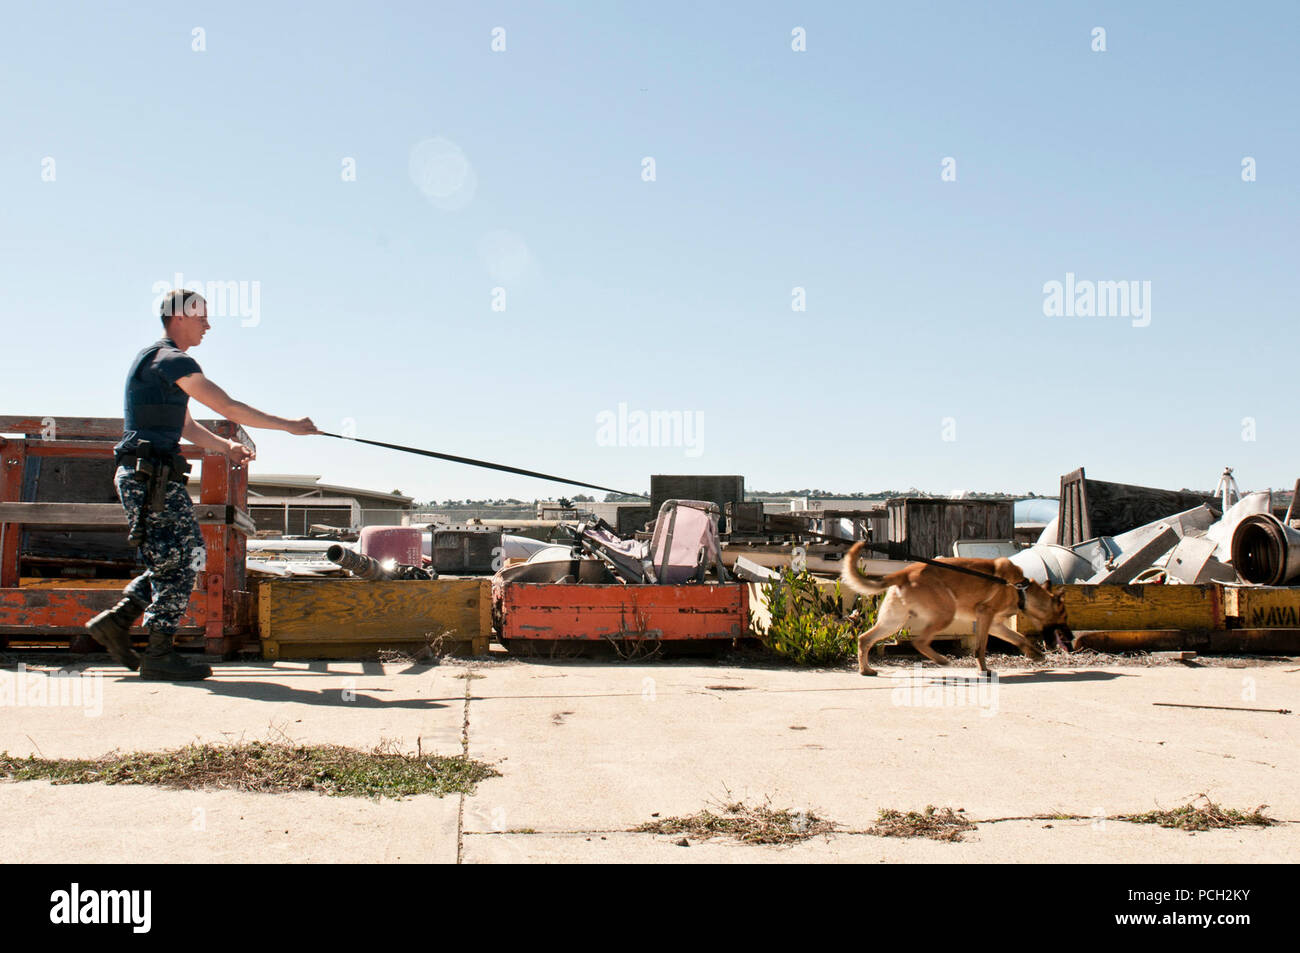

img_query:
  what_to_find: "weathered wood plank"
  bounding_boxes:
[19,578,141,589]
[0,417,127,439]
[0,501,252,536]
[262,637,487,660]
[258,578,489,645]
[0,503,127,526]
[0,417,252,447]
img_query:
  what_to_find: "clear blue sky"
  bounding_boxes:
[3,2,1296,502]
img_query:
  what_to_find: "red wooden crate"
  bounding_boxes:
[0,415,254,654]
[501,582,749,641]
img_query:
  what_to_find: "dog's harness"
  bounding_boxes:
[805,534,1033,609]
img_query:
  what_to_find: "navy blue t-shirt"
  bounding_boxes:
[114,337,202,455]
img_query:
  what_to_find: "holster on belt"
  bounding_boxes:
[122,440,191,547]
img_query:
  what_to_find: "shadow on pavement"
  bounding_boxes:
[185,678,454,709]
[922,670,1132,686]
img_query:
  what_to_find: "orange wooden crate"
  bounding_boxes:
[0,586,206,635]
[501,583,749,641]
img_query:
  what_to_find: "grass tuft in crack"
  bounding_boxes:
[636,799,835,845]
[0,741,498,799]
[869,805,976,842]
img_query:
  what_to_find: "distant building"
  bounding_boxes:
[188,473,414,535]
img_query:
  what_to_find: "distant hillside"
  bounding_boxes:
[747,489,1040,501]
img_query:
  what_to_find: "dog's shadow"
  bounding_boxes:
[918,669,1129,686]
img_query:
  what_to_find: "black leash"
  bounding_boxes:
[312,433,1025,599]
[317,432,646,499]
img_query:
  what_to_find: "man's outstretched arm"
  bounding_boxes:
[177,373,317,435]
[182,408,256,465]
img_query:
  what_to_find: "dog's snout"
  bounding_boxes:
[1043,623,1074,653]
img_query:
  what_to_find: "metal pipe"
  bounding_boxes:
[325,544,437,581]
[326,545,394,580]
[1230,514,1300,585]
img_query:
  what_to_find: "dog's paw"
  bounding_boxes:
[858,667,877,677]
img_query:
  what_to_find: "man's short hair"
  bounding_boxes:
[159,289,206,325]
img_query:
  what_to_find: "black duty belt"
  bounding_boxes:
[115,451,192,482]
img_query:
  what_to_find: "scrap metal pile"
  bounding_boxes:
[494,499,730,587]
[1010,468,1300,587]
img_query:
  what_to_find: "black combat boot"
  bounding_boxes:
[84,594,147,671]
[139,627,212,681]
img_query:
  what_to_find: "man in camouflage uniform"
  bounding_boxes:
[112,472,207,657]
[85,289,317,680]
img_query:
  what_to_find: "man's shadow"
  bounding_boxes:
[147,659,456,709]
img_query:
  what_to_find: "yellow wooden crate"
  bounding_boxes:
[1222,586,1300,628]
[755,579,1229,641]
[1016,583,1224,634]
[257,578,490,659]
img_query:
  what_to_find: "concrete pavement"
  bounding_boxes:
[2,652,1296,862]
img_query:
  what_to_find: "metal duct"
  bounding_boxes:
[1230,514,1300,586]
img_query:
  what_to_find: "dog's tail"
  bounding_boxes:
[840,541,890,596]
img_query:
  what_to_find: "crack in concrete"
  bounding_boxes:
[456,664,474,865]
[462,813,1299,839]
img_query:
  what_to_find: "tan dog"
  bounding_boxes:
[840,541,1071,675]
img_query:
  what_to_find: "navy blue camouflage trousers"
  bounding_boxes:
[115,465,205,635]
